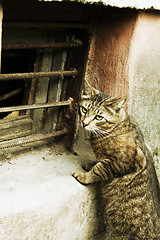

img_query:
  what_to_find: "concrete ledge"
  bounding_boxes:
[0,143,107,240]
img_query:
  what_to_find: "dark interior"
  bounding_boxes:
[0,49,35,118]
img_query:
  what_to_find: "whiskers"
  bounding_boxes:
[92,129,110,139]
[92,127,118,140]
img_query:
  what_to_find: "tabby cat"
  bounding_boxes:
[73,81,160,240]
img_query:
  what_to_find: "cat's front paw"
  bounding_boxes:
[72,172,91,185]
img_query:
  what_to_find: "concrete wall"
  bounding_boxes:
[128,12,160,177]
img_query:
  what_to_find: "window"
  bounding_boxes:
[0,22,89,151]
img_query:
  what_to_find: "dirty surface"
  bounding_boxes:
[0,128,109,240]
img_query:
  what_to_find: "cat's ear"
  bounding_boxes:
[111,97,126,112]
[81,80,99,99]
[104,97,126,113]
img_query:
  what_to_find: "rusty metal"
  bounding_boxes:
[0,88,22,102]
[0,69,77,81]
[3,22,89,29]
[0,128,68,149]
[3,42,82,50]
[0,98,73,113]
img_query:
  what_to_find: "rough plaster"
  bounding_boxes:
[128,12,160,178]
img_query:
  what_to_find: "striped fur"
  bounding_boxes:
[73,85,160,239]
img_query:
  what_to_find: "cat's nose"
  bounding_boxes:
[82,122,88,128]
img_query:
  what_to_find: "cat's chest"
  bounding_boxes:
[91,134,136,159]
[91,137,118,158]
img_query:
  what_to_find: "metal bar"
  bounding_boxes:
[3,42,82,50]
[0,98,73,113]
[3,22,89,29]
[0,128,68,149]
[0,88,22,102]
[0,69,77,81]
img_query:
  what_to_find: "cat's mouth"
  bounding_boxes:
[81,121,105,136]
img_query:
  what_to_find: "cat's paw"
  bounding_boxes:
[72,172,91,185]
[82,162,96,171]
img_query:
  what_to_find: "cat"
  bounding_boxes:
[73,80,160,240]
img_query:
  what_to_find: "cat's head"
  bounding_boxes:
[79,80,126,136]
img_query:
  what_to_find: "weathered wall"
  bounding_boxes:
[86,7,138,100]
[128,12,160,176]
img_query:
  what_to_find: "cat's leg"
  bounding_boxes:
[73,153,138,185]
[73,160,111,185]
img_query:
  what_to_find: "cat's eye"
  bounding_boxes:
[81,106,87,114]
[95,115,103,121]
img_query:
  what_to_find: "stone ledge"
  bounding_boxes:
[0,145,107,240]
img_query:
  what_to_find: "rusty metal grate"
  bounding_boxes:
[3,42,82,50]
[0,128,68,149]
[0,98,73,113]
[0,69,77,81]
[3,21,89,29]
[0,88,22,103]
[0,22,85,150]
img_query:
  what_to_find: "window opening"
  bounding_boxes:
[1,49,35,119]
[0,24,89,151]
